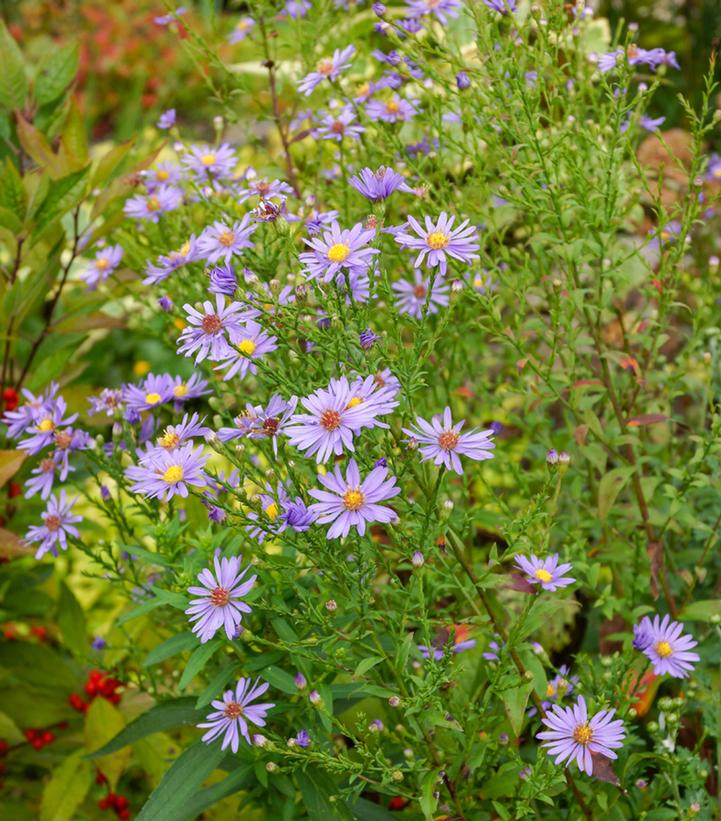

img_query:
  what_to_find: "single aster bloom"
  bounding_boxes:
[393,270,449,318]
[185,554,256,643]
[537,696,625,776]
[177,295,252,364]
[633,614,699,679]
[481,0,517,13]
[155,413,209,450]
[348,166,413,201]
[308,458,400,539]
[123,373,176,414]
[218,394,298,455]
[182,143,237,180]
[366,95,417,124]
[300,220,379,284]
[394,212,480,276]
[208,263,238,296]
[298,45,356,95]
[405,0,461,24]
[285,376,386,463]
[171,374,211,404]
[88,388,124,417]
[402,406,495,474]
[25,490,82,559]
[198,677,274,752]
[82,245,124,289]
[314,106,365,142]
[157,108,176,129]
[238,176,293,205]
[123,185,182,222]
[197,217,257,264]
[144,236,201,285]
[514,553,575,592]
[228,16,255,42]
[215,321,278,381]
[125,443,209,501]
[18,396,78,455]
[145,161,184,190]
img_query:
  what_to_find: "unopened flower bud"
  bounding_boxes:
[309,690,321,705]
[391,770,404,782]
[326,599,337,611]
[294,672,307,690]
[266,761,278,772]
[388,695,401,708]
[411,551,424,568]
[253,734,267,747]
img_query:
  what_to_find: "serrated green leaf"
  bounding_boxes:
[0,21,27,111]
[35,43,79,106]
[0,158,24,218]
[39,752,92,821]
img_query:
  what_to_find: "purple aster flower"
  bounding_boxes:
[346,373,400,420]
[648,220,682,252]
[281,497,315,531]
[294,672,307,689]
[706,153,721,182]
[238,174,294,205]
[285,376,390,463]
[155,413,209,450]
[228,17,255,42]
[359,328,379,350]
[197,217,256,264]
[182,143,237,180]
[215,321,278,381]
[144,236,200,285]
[298,45,356,95]
[25,490,82,559]
[145,161,184,191]
[124,185,182,222]
[405,0,460,24]
[82,245,124,289]
[157,109,176,129]
[285,0,310,18]
[246,482,312,542]
[419,634,477,660]
[628,46,680,71]
[208,263,238,296]
[481,0,517,13]
[198,677,274,752]
[314,106,365,142]
[633,614,699,678]
[185,554,256,643]
[456,70,471,90]
[308,458,400,539]
[122,371,173,415]
[171,374,210,404]
[18,396,78,455]
[394,212,480,276]
[300,221,378,284]
[291,729,311,747]
[87,388,124,418]
[49,426,92,478]
[2,384,59,439]
[25,453,65,499]
[483,639,502,661]
[92,636,107,650]
[125,442,209,501]
[348,166,413,201]
[218,394,298,455]
[393,270,449,318]
[366,95,417,123]
[537,696,625,776]
[513,553,575,592]
[403,406,495,474]
[177,295,252,364]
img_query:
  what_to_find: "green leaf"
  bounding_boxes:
[143,632,197,667]
[175,765,254,821]
[598,467,635,520]
[35,43,79,106]
[58,98,88,169]
[39,752,92,821]
[92,139,136,188]
[502,681,533,736]
[261,665,299,695]
[679,599,721,622]
[15,115,61,176]
[0,206,21,234]
[419,770,439,821]
[297,767,353,821]
[178,640,221,690]
[84,698,128,789]
[0,158,25,218]
[195,661,241,709]
[32,166,88,238]
[0,450,26,489]
[0,21,27,111]
[136,741,226,821]
[349,798,396,821]
[354,656,384,677]
[57,582,86,657]
[90,698,205,757]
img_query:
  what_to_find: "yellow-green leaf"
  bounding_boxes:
[40,752,93,821]
[85,698,129,789]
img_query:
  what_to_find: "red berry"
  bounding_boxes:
[117,810,130,820]
[0,740,8,756]
[31,738,44,750]
[113,795,129,810]
[42,731,54,745]
[96,770,108,785]
[30,625,48,641]
[99,796,112,811]
[24,729,37,741]
[8,482,21,498]
[2,388,18,412]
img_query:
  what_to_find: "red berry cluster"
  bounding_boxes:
[24,728,55,750]
[96,773,130,819]
[2,388,18,412]
[69,670,122,713]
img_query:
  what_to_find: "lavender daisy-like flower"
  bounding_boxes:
[197,217,256,264]
[405,0,460,24]
[481,0,517,13]
[144,236,200,285]
[285,377,386,463]
[537,696,625,776]
[177,295,251,364]
[82,245,124,289]
[145,161,184,190]
[208,263,238,296]
[228,17,255,42]
[514,553,575,592]
[155,413,209,450]
[298,45,356,95]
[18,396,78,455]
[633,614,699,678]
[125,443,209,501]
[186,554,256,643]
[171,374,210,404]
[124,185,182,222]
[348,166,413,201]
[308,458,400,538]
[182,143,237,180]
[88,388,124,417]
[123,373,176,414]
[198,677,274,752]
[393,270,449,318]
[300,220,378,284]
[25,490,82,559]
[216,321,278,381]
[366,95,417,124]
[157,108,176,129]
[218,394,298,455]
[394,212,479,276]
[403,407,495,474]
[314,106,365,142]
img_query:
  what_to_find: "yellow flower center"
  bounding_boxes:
[655,640,673,658]
[357,82,370,97]
[38,418,55,432]
[162,465,184,484]
[386,100,400,114]
[96,258,110,271]
[265,502,279,520]
[426,231,449,250]
[219,231,236,247]
[660,230,670,242]
[327,243,350,263]
[180,241,191,256]
[573,723,593,745]
[156,169,170,181]
[546,683,557,698]
[714,167,721,179]
[346,397,363,409]
[145,392,162,405]
[535,568,553,583]
[147,196,161,211]
[238,338,257,355]
[237,20,250,31]
[201,153,217,166]
[173,384,187,397]
[343,487,365,511]
[158,430,180,449]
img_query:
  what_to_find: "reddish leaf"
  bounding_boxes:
[591,753,620,785]
[647,541,663,600]
[508,572,535,594]
[627,413,670,427]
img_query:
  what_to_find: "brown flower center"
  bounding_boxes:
[330,120,345,134]
[413,284,427,299]
[210,587,230,607]
[219,230,236,247]
[45,514,62,532]
[437,431,459,451]
[262,417,279,435]
[53,430,72,449]
[224,701,243,719]
[320,409,342,431]
[202,314,223,334]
